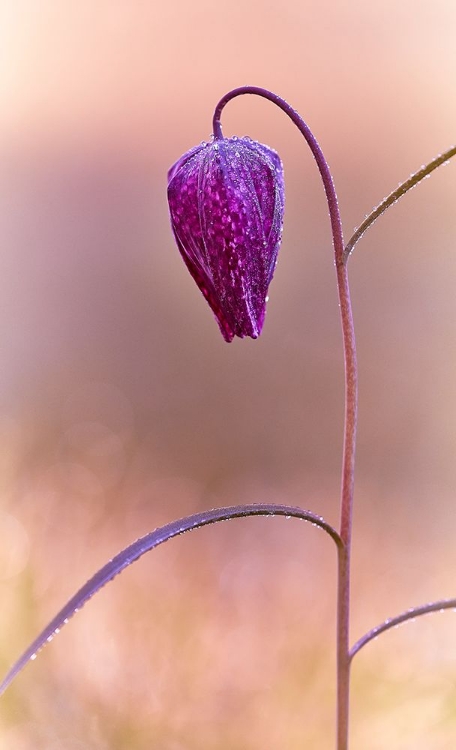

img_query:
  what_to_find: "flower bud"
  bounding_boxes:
[167,136,284,342]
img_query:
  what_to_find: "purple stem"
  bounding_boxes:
[350,597,456,662]
[213,86,358,750]
[344,145,456,261]
[0,503,341,698]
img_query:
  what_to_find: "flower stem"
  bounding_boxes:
[213,87,358,750]
[344,145,456,261]
[0,503,341,698]
[350,596,456,662]
[335,261,357,750]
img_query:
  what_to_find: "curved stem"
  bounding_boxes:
[213,87,358,750]
[344,145,456,261]
[349,597,456,662]
[213,87,345,266]
[0,503,341,698]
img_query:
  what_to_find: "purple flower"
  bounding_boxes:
[167,136,284,342]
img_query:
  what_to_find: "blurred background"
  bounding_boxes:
[0,1,455,748]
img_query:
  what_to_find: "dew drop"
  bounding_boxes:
[30,653,37,661]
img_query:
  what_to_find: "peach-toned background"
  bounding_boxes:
[0,2,455,748]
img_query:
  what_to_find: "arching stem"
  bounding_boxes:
[214,86,358,750]
[0,503,341,698]
[344,145,456,261]
[350,596,456,662]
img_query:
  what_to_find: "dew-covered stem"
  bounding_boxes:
[213,87,345,266]
[214,86,358,750]
[344,145,456,261]
[0,503,341,698]
[349,596,456,662]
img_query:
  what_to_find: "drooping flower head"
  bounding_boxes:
[167,136,284,342]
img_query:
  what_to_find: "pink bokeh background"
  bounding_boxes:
[0,2,455,748]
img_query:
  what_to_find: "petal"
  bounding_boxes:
[168,136,284,341]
